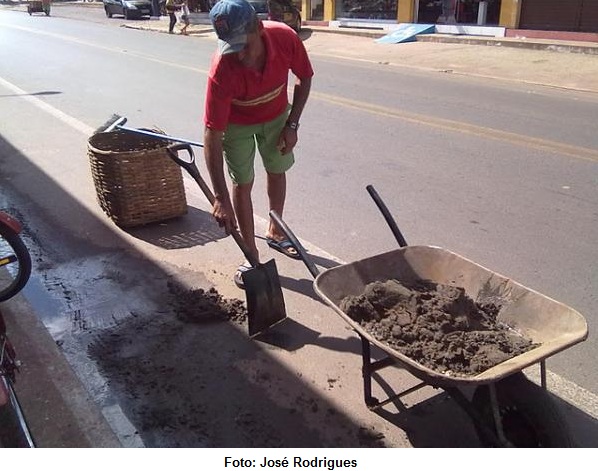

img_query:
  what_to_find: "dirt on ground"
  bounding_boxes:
[167,281,248,326]
[87,280,387,447]
[340,279,537,376]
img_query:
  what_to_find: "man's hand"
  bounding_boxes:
[277,127,298,155]
[212,197,237,235]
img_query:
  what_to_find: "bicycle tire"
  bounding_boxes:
[0,222,32,302]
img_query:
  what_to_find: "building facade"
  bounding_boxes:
[299,0,598,33]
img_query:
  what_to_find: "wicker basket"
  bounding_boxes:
[88,129,187,228]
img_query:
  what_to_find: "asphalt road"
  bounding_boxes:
[1,3,598,448]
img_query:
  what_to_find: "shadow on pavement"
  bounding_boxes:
[0,90,62,98]
[257,317,363,356]
[125,205,226,249]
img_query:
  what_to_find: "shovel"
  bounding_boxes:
[96,114,205,148]
[165,143,287,337]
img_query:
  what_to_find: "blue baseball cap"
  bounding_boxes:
[210,0,257,55]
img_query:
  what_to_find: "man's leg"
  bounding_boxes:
[264,171,299,259]
[257,110,295,244]
[232,180,259,262]
[223,122,261,262]
[266,171,286,240]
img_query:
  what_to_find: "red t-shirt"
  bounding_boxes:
[204,21,314,131]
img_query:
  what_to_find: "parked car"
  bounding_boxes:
[248,0,269,20]
[249,0,302,32]
[103,0,153,19]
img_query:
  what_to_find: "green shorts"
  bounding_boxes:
[222,109,294,185]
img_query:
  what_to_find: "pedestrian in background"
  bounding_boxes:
[203,0,313,288]
[165,0,178,33]
[180,0,190,35]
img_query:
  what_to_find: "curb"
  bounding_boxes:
[305,26,598,55]
[125,20,598,56]
[122,21,214,35]
[416,33,598,55]
[1,295,121,448]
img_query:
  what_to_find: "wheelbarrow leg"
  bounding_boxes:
[489,384,510,445]
[361,336,377,408]
[360,335,403,409]
[540,360,547,389]
[446,386,510,447]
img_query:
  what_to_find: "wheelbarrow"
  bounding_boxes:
[270,185,588,447]
[27,0,51,16]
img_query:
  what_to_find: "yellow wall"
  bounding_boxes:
[499,0,522,28]
[324,0,334,21]
[301,0,308,19]
[398,0,415,23]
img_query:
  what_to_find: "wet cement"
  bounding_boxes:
[340,280,537,376]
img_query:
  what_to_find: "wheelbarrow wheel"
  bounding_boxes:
[472,373,573,447]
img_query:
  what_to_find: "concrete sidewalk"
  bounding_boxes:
[124,9,598,56]
[124,15,598,95]
[10,0,598,55]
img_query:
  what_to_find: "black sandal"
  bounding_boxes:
[266,237,301,260]
[233,263,252,290]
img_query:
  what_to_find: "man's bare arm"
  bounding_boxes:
[204,126,236,234]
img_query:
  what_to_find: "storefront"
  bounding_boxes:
[302,0,500,24]
[301,0,597,32]
[519,0,598,32]
[416,0,501,25]
[335,0,398,20]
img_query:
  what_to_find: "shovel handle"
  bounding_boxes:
[166,143,259,267]
[269,210,320,279]
[366,184,408,248]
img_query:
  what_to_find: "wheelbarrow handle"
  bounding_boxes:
[366,184,408,248]
[269,210,320,279]
[166,143,259,268]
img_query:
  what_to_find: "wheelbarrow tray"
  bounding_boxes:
[314,245,588,388]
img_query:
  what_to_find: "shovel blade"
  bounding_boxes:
[242,259,287,337]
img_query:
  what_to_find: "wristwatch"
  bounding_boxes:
[285,120,300,131]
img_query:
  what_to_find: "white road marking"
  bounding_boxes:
[0,76,95,135]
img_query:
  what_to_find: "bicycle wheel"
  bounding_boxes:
[0,222,32,302]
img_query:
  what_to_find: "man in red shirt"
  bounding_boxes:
[205,0,313,288]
